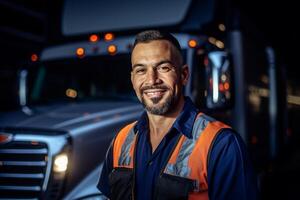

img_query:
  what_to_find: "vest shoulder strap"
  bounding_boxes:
[113,122,137,168]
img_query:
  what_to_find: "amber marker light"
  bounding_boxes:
[107,45,117,55]
[89,34,99,42]
[76,47,85,58]
[188,39,197,48]
[224,82,230,90]
[66,88,77,98]
[31,54,38,62]
[104,33,114,41]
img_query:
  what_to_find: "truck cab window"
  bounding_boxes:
[26,54,136,105]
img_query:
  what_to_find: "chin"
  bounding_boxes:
[143,95,175,115]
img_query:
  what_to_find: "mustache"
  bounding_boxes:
[140,85,169,92]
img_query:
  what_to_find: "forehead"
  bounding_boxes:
[131,40,177,64]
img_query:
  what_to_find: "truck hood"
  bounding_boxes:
[0,100,143,134]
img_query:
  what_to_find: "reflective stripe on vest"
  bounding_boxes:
[112,113,230,199]
[113,122,137,168]
[164,113,215,189]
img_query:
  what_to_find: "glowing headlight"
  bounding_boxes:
[54,154,68,172]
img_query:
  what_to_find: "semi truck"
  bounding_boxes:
[0,0,287,199]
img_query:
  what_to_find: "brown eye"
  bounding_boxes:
[134,67,146,75]
[157,65,172,73]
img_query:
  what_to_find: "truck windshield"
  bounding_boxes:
[27,54,136,105]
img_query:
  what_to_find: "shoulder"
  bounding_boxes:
[194,114,231,149]
[209,128,249,166]
[112,121,137,155]
[103,121,137,165]
[195,113,231,135]
[120,121,137,132]
[213,129,246,152]
[115,121,137,139]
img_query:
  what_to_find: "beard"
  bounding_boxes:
[140,85,177,115]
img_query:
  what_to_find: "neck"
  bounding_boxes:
[146,96,185,152]
[147,96,185,137]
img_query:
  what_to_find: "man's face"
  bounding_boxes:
[131,40,189,115]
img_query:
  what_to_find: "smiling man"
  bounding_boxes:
[97,30,258,200]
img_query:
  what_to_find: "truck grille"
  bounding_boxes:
[0,141,48,199]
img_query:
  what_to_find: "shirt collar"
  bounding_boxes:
[134,97,199,139]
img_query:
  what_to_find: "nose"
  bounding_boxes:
[144,68,162,85]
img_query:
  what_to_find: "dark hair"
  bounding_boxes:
[132,30,182,53]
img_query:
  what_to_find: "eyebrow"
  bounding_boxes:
[132,60,175,69]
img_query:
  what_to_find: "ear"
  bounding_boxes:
[180,64,189,85]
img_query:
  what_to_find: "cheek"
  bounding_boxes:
[132,78,142,93]
[164,74,179,88]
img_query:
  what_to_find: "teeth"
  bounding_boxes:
[144,90,165,98]
[147,92,160,95]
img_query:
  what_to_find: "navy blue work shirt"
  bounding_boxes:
[97,97,258,200]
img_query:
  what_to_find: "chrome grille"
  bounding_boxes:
[0,141,48,199]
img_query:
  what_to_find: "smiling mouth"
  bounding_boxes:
[143,89,167,99]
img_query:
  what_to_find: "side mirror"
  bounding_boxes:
[205,51,233,109]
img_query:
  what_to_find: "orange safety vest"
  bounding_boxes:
[111,113,230,200]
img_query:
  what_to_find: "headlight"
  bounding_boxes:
[53,153,68,172]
